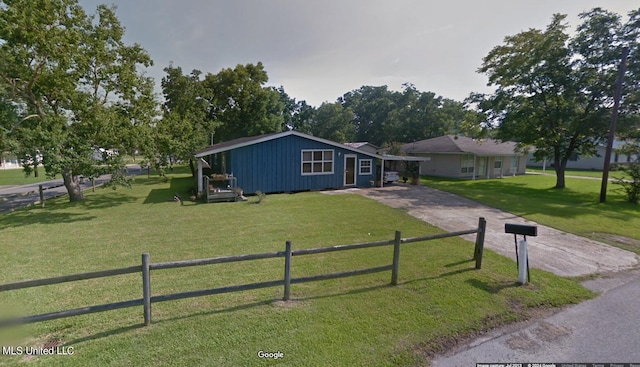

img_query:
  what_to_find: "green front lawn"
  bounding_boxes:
[0,169,592,366]
[423,174,640,254]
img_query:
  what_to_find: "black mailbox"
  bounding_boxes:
[505,223,537,237]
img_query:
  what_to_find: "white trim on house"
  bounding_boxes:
[301,149,334,176]
[358,159,372,175]
[344,154,357,186]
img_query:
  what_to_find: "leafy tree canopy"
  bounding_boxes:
[472,8,640,188]
[0,0,157,200]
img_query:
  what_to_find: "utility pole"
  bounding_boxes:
[600,47,629,203]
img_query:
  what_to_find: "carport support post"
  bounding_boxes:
[391,231,401,285]
[474,217,486,269]
[283,241,292,301]
[142,253,151,326]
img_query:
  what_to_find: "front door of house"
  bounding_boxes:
[344,155,356,186]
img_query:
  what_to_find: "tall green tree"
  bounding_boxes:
[158,65,213,176]
[275,86,315,134]
[391,84,454,143]
[0,0,156,200]
[311,102,355,143]
[203,62,284,142]
[473,8,640,188]
[340,85,398,146]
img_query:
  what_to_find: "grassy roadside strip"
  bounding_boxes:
[0,169,593,366]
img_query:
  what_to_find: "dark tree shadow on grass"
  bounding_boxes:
[0,211,96,231]
[143,176,196,204]
[0,194,138,230]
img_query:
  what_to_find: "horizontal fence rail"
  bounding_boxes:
[0,266,141,292]
[0,217,487,328]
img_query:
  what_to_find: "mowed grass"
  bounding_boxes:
[422,174,640,254]
[0,169,58,186]
[0,168,592,366]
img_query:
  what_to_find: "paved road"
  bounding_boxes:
[0,165,144,214]
[432,268,640,365]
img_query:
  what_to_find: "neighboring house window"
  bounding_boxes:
[302,149,334,175]
[494,158,502,169]
[461,155,474,174]
[359,159,372,175]
[569,154,579,162]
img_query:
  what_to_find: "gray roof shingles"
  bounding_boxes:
[401,135,520,156]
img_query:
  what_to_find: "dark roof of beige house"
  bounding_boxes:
[401,135,521,156]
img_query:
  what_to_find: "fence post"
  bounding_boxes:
[283,241,292,301]
[391,231,401,285]
[474,217,486,269]
[142,253,151,326]
[39,185,44,208]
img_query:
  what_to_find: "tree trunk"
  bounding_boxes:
[554,156,566,189]
[62,169,84,201]
[189,158,196,177]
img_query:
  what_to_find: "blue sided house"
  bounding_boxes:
[193,130,419,196]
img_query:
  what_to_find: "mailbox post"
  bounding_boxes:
[505,223,537,285]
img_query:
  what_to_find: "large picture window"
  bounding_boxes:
[302,149,333,175]
[359,159,372,175]
[461,155,474,174]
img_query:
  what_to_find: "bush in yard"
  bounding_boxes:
[614,144,640,204]
[615,163,640,204]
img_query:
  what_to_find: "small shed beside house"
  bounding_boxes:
[402,135,527,179]
[193,131,405,195]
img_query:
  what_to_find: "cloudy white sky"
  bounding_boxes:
[79,0,639,107]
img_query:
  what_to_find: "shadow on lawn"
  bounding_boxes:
[66,324,145,347]
[466,278,520,294]
[143,176,195,204]
[0,193,137,230]
[61,264,486,345]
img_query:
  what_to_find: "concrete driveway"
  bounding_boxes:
[347,184,639,277]
[327,184,640,364]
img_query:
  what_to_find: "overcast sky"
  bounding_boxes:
[79,0,639,107]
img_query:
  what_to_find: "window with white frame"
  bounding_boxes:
[301,149,333,175]
[461,155,474,174]
[359,159,372,175]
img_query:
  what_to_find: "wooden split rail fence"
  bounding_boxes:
[0,218,487,327]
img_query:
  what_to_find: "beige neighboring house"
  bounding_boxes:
[401,135,528,179]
